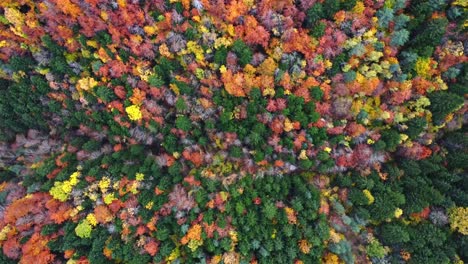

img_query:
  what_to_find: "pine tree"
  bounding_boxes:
[427,91,464,124]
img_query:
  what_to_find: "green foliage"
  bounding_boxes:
[322,0,341,19]
[310,87,324,101]
[155,57,179,84]
[305,3,324,28]
[379,129,401,152]
[0,76,49,140]
[368,183,405,221]
[0,2,466,264]
[407,17,449,57]
[427,91,464,124]
[148,75,164,87]
[214,46,228,65]
[310,21,326,38]
[95,86,116,103]
[366,240,386,258]
[379,222,410,244]
[175,116,192,131]
[231,39,253,67]
[404,117,427,139]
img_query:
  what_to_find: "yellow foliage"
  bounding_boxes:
[449,207,468,235]
[75,219,93,238]
[98,177,111,192]
[210,255,222,264]
[299,239,311,254]
[136,172,144,181]
[243,64,256,75]
[187,41,205,62]
[0,225,12,241]
[367,51,383,62]
[165,248,180,262]
[353,1,365,14]
[219,65,227,73]
[324,252,342,264]
[222,252,240,264]
[414,57,432,78]
[363,189,375,204]
[103,193,116,205]
[100,11,108,21]
[214,37,233,49]
[125,105,143,121]
[50,172,80,202]
[159,44,172,58]
[329,229,342,243]
[453,0,468,7]
[77,77,98,92]
[4,7,26,37]
[394,208,403,218]
[298,150,308,160]
[4,7,24,27]
[262,86,275,97]
[188,239,203,252]
[284,118,294,132]
[117,0,127,8]
[145,201,154,209]
[86,213,98,226]
[0,40,8,48]
[257,57,277,76]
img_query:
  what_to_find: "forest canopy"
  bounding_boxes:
[0,0,467,263]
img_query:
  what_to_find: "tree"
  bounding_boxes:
[175,116,192,132]
[427,91,464,124]
[391,29,409,47]
[379,223,410,244]
[231,39,253,67]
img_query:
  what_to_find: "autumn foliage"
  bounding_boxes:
[0,0,466,263]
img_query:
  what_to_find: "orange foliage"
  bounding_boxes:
[236,16,270,48]
[410,207,431,220]
[181,224,202,245]
[103,246,113,259]
[46,199,72,224]
[226,0,248,23]
[4,195,41,223]
[130,88,146,105]
[274,160,284,167]
[221,70,247,97]
[412,77,433,95]
[283,29,316,59]
[184,175,201,186]
[20,233,55,264]
[64,249,75,259]
[144,240,159,256]
[270,118,284,134]
[56,0,81,18]
[94,205,113,224]
[279,72,292,90]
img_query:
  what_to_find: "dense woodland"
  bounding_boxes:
[0,0,467,263]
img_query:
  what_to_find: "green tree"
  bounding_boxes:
[427,91,464,124]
